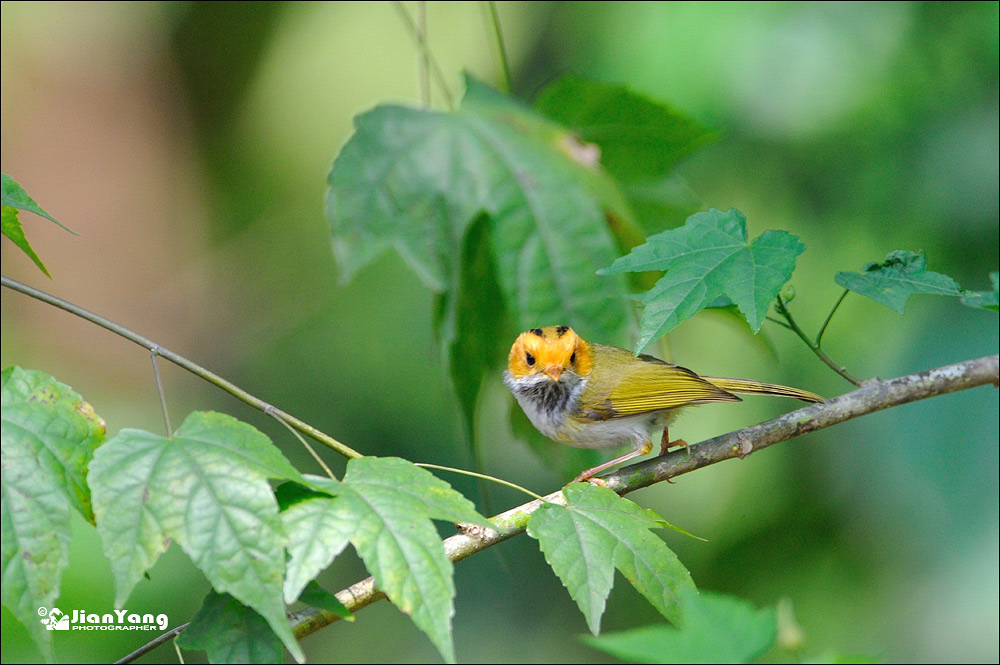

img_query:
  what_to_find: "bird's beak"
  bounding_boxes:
[543,367,563,381]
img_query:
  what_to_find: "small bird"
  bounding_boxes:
[503,325,823,482]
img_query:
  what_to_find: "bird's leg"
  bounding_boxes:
[659,426,690,457]
[573,440,653,485]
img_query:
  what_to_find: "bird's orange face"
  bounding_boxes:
[506,325,594,382]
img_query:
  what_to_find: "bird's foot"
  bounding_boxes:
[659,436,690,457]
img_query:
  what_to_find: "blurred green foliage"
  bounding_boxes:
[1,2,996,663]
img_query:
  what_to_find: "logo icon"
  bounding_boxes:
[39,607,70,630]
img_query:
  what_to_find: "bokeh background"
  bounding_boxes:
[1,2,997,662]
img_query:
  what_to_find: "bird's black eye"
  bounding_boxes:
[570,351,577,364]
[525,352,535,366]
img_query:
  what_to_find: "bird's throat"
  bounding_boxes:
[503,371,586,441]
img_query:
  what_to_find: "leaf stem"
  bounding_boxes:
[484,1,512,93]
[1,275,364,460]
[416,1,431,107]
[150,349,173,438]
[764,315,793,331]
[392,1,455,109]
[415,462,545,501]
[774,294,862,387]
[815,288,849,348]
[270,410,338,480]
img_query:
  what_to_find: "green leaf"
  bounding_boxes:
[433,214,510,463]
[2,206,51,277]
[834,250,963,314]
[526,483,695,635]
[281,477,352,604]
[88,411,305,663]
[176,590,283,664]
[960,271,999,312]
[281,458,489,663]
[584,591,777,664]
[1,367,106,662]
[535,75,716,185]
[600,208,805,352]
[298,581,353,622]
[327,75,632,346]
[1,173,76,233]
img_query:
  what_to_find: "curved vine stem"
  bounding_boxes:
[775,293,863,387]
[815,288,850,348]
[1,275,363,460]
[415,462,546,501]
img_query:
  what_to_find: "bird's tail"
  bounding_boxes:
[702,377,823,403]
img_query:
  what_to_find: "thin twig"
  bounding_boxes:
[286,354,999,641]
[765,315,794,331]
[269,407,338,480]
[416,1,431,106]
[815,288,849,347]
[415,462,546,501]
[150,349,173,439]
[392,1,455,109]
[775,294,862,386]
[1,276,363,460]
[484,1,512,93]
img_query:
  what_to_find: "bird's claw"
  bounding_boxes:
[660,438,691,457]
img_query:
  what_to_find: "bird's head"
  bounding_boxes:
[505,325,593,384]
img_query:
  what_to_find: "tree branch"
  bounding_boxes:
[288,354,999,643]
